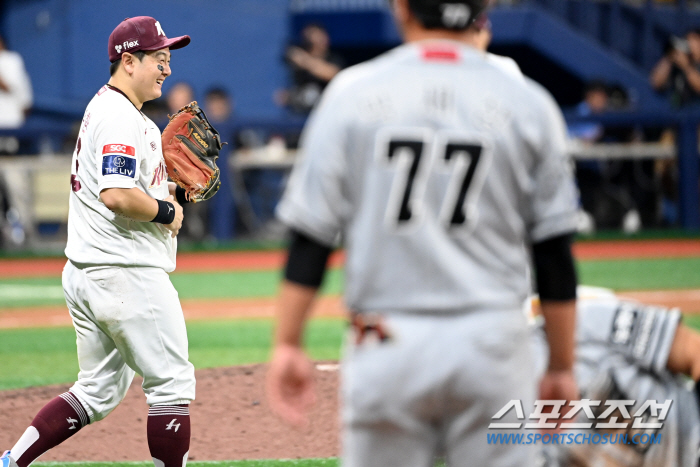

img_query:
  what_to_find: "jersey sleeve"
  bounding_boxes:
[93,109,142,192]
[276,76,353,246]
[578,297,682,375]
[525,85,579,242]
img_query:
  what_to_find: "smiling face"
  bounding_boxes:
[131,48,171,103]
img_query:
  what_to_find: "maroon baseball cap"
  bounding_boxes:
[108,16,190,62]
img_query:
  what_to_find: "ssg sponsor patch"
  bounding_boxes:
[102,144,137,178]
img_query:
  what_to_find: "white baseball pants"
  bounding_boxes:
[62,261,195,423]
[341,309,537,467]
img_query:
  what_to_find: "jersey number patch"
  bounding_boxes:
[381,130,488,230]
[70,137,81,192]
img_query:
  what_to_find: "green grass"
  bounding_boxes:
[34,460,339,467]
[170,269,344,300]
[682,314,700,330]
[578,257,700,290]
[2,257,700,309]
[187,318,345,369]
[0,318,346,391]
[0,326,81,389]
[1,255,699,390]
[0,269,344,309]
[574,228,700,241]
[0,277,66,308]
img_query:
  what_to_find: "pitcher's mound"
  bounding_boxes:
[0,363,341,462]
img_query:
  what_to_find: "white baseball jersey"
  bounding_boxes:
[486,53,525,82]
[277,39,578,313]
[531,291,700,467]
[65,85,175,271]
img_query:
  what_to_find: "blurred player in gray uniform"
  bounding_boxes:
[2,17,195,467]
[529,287,700,467]
[266,1,580,466]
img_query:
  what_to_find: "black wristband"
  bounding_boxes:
[151,199,176,224]
[175,186,190,205]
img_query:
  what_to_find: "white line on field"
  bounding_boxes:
[0,284,64,300]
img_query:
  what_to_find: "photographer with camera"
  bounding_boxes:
[650,28,700,108]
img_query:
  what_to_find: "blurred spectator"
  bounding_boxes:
[607,83,631,110]
[141,98,169,126]
[650,28,700,108]
[143,81,194,129]
[0,33,32,247]
[648,29,700,225]
[204,87,233,122]
[567,81,643,232]
[166,81,195,114]
[568,80,609,143]
[567,81,609,231]
[274,23,344,115]
[0,33,33,129]
[201,86,236,240]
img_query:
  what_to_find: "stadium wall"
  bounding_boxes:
[1,0,290,119]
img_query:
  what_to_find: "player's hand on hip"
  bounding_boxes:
[538,369,579,433]
[163,195,184,238]
[266,343,317,427]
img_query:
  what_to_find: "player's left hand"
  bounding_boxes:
[266,343,317,428]
[538,369,579,433]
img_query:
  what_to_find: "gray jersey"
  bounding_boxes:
[533,294,700,467]
[277,40,578,313]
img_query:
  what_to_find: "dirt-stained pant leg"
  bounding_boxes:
[341,310,537,467]
[63,262,195,422]
[62,261,136,422]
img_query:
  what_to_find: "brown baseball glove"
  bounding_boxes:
[161,101,224,202]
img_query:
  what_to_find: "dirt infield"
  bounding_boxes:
[0,364,342,462]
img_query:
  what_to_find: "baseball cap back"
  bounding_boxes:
[108,16,190,62]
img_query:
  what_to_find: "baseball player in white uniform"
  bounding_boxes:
[2,17,195,467]
[529,287,700,467]
[266,1,580,466]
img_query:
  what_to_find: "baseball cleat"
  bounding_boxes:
[0,451,18,467]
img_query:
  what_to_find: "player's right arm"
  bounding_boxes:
[524,82,580,407]
[533,234,579,409]
[100,188,183,236]
[267,230,333,427]
[267,75,349,426]
[92,101,183,236]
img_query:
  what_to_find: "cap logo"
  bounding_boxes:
[122,40,139,49]
[155,21,165,37]
[440,3,471,28]
[115,44,123,54]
